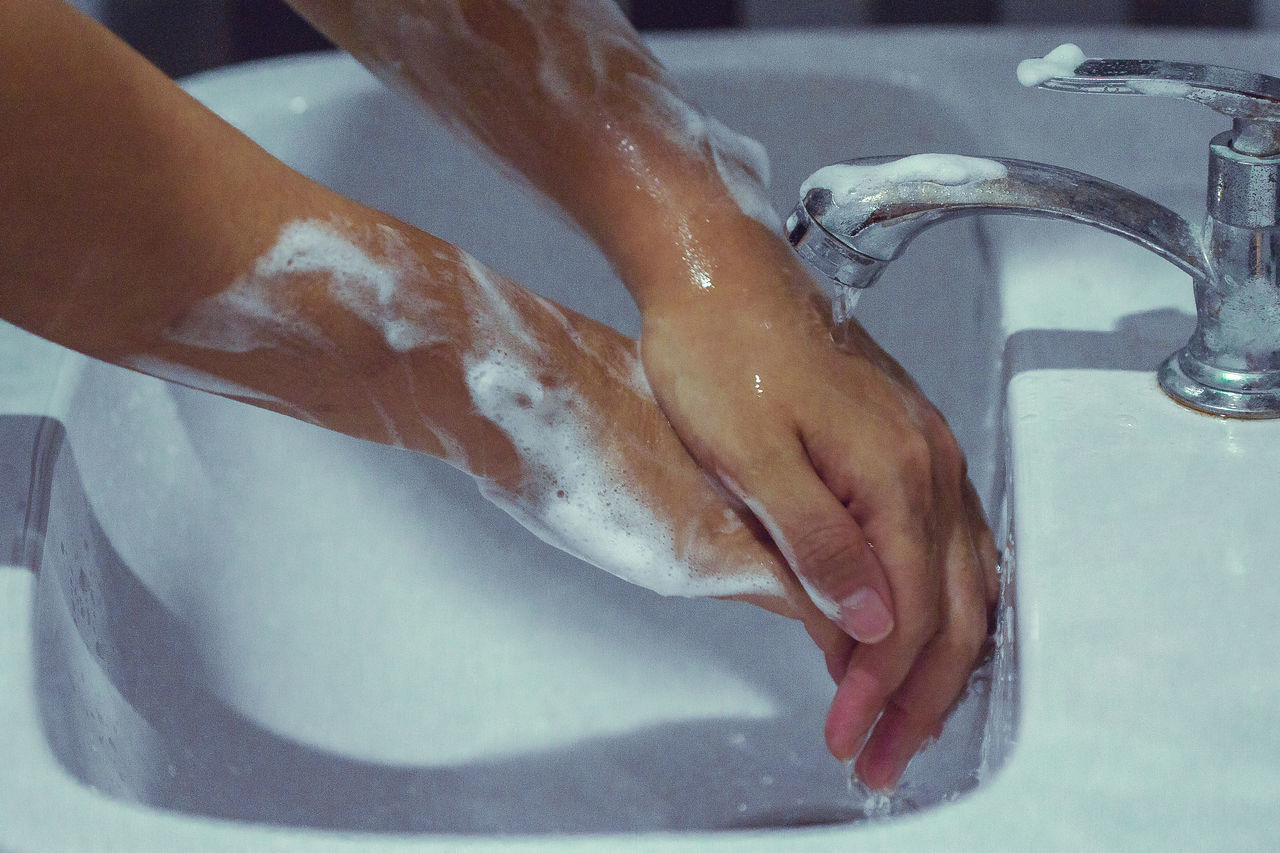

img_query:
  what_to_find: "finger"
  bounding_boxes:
[804,420,944,648]
[823,470,971,763]
[726,443,895,644]
[823,596,941,765]
[821,632,856,683]
[962,477,1001,607]
[853,509,989,789]
[854,621,987,789]
[776,588,856,682]
[823,548,945,762]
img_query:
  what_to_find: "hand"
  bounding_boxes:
[452,284,864,657]
[279,0,997,789]
[635,231,1000,791]
[469,282,814,602]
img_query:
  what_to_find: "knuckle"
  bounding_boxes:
[895,430,933,474]
[892,431,936,506]
[940,608,989,665]
[789,520,865,584]
[896,606,941,651]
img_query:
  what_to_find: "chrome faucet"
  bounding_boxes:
[787,51,1280,419]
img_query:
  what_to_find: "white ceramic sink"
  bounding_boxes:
[2,27,1279,852]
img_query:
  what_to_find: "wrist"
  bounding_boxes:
[598,185,797,310]
[560,114,787,310]
[623,211,824,326]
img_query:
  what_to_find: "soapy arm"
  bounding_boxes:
[0,0,853,676]
[286,0,1000,788]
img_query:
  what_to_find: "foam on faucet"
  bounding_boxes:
[802,154,1008,204]
[1016,44,1087,88]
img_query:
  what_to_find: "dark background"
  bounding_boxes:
[79,0,1259,79]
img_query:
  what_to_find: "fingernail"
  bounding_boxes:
[872,751,913,793]
[839,587,893,643]
[855,741,902,793]
[931,718,946,741]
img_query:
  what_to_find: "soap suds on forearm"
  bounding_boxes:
[164,218,448,357]
[346,0,780,230]
[459,258,782,600]
[146,216,783,602]
[464,348,778,599]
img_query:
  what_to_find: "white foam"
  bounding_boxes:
[458,253,541,353]
[1016,43,1087,88]
[631,75,780,230]
[708,116,780,230]
[1126,78,1194,99]
[166,219,447,356]
[351,2,779,229]
[464,347,781,600]
[802,154,1009,203]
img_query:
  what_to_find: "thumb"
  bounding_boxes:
[728,455,895,643]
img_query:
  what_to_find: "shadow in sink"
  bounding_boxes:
[28,363,1008,833]
[1007,308,1197,375]
[32,410,872,833]
[0,415,58,569]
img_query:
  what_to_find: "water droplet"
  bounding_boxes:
[862,791,892,819]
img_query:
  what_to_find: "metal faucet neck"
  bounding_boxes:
[789,51,1280,419]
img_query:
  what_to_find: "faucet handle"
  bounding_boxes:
[1018,44,1280,156]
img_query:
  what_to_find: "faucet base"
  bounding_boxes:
[1158,349,1280,419]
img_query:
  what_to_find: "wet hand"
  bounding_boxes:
[634,235,1000,791]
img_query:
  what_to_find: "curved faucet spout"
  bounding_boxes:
[787,154,1210,290]
[793,51,1280,419]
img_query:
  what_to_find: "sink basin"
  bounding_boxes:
[2,26,1279,852]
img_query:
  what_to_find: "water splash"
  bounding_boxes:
[831,287,862,327]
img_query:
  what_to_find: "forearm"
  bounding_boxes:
[0,0,305,359]
[0,1,804,611]
[0,2,496,470]
[284,0,781,307]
